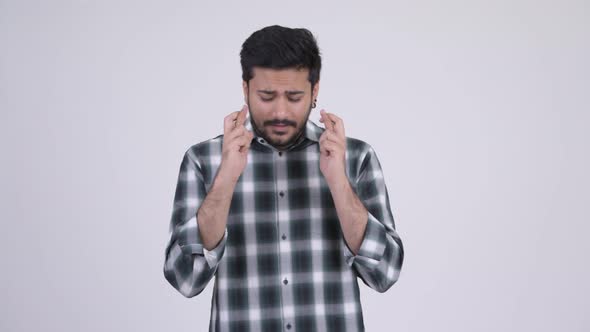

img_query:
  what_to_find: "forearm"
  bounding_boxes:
[197,168,237,250]
[327,173,368,255]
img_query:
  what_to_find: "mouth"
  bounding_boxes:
[271,124,289,130]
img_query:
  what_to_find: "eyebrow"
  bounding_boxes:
[257,89,305,95]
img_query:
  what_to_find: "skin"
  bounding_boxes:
[198,67,368,255]
[242,67,318,151]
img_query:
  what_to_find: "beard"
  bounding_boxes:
[246,100,313,151]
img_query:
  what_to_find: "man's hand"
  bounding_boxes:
[197,106,253,250]
[319,110,369,256]
[219,105,255,183]
[319,109,347,185]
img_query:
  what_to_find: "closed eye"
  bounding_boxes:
[259,97,301,103]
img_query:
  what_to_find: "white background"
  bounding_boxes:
[1,0,589,331]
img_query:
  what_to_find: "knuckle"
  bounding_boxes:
[225,111,239,121]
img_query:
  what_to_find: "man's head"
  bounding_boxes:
[240,25,322,151]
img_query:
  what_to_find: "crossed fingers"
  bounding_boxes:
[320,109,345,140]
[223,105,253,152]
[319,109,346,153]
[224,105,248,133]
[320,109,344,136]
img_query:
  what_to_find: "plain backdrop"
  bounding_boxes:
[1,0,589,331]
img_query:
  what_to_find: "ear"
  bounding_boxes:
[312,80,320,100]
[242,81,249,104]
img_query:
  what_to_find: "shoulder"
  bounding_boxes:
[344,135,383,182]
[346,136,376,161]
[182,134,224,166]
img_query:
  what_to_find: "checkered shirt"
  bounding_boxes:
[163,115,404,332]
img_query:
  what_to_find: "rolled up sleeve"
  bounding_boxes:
[342,145,404,293]
[179,226,228,269]
[163,147,227,298]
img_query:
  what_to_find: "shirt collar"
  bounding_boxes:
[243,114,324,144]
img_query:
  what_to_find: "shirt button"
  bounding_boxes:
[286,323,292,329]
[279,191,284,197]
[278,151,283,156]
[281,234,287,240]
[283,278,288,285]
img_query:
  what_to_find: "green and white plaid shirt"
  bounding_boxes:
[163,115,404,332]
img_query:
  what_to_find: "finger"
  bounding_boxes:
[237,130,254,144]
[321,140,342,156]
[240,134,253,153]
[228,129,254,150]
[224,109,243,134]
[226,126,248,142]
[325,112,344,136]
[235,105,249,128]
[321,129,336,141]
[319,139,330,156]
[323,131,345,149]
[320,140,334,157]
[236,132,253,152]
[321,128,342,142]
[319,133,334,149]
[320,109,335,132]
[319,130,329,145]
[320,109,331,131]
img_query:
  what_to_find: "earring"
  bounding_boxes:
[312,98,317,109]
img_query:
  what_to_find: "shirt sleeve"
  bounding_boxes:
[163,147,228,298]
[342,145,404,293]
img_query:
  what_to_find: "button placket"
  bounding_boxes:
[274,148,294,329]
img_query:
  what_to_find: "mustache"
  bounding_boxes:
[265,119,296,127]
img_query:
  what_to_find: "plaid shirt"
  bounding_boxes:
[163,115,404,332]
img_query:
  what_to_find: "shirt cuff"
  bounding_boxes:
[180,228,228,269]
[342,211,387,268]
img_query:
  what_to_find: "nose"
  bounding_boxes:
[272,96,289,120]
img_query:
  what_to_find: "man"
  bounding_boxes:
[163,25,404,332]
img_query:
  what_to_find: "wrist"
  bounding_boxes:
[212,166,238,193]
[326,171,350,192]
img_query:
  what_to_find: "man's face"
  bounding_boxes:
[243,67,319,151]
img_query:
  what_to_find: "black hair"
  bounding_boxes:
[240,25,322,88]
